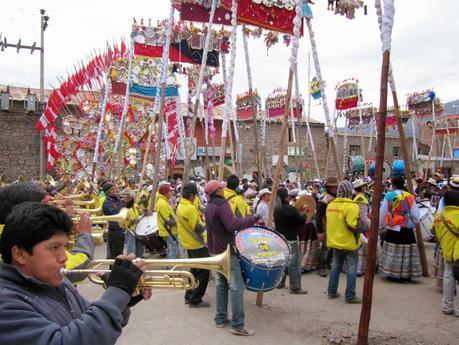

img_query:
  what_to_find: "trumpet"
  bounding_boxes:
[72,208,130,229]
[61,245,232,291]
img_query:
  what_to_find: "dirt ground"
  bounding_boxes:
[78,242,458,345]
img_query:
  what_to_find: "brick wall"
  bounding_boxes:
[0,102,41,181]
[237,120,329,180]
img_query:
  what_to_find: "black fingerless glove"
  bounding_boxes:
[107,258,143,296]
[127,294,144,307]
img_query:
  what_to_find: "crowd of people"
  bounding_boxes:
[0,170,458,344]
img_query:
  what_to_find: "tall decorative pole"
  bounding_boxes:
[91,75,111,182]
[357,1,394,344]
[293,64,304,186]
[306,18,342,180]
[148,5,175,212]
[260,0,302,308]
[376,0,429,276]
[109,39,134,179]
[267,0,302,227]
[304,50,320,179]
[243,31,262,184]
[218,0,238,180]
[183,0,217,182]
[358,92,368,177]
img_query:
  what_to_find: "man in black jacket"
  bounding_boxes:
[274,187,308,294]
[314,177,338,277]
[102,182,126,259]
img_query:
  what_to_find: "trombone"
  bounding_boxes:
[61,245,232,291]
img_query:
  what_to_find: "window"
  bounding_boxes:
[288,127,293,143]
[393,146,400,157]
[349,145,360,156]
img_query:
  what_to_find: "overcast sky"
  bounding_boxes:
[1,0,458,124]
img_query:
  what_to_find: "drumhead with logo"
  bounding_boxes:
[235,226,290,268]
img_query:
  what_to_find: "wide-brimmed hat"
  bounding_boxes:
[258,188,272,198]
[449,175,459,190]
[433,172,445,180]
[325,177,339,187]
[352,179,368,189]
[427,178,437,186]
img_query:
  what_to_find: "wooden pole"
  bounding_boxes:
[325,138,331,179]
[357,49,391,345]
[136,117,155,200]
[392,90,429,277]
[267,69,294,228]
[295,101,304,186]
[148,82,167,212]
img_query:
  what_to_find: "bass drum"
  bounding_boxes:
[235,226,290,292]
[135,213,166,254]
[417,201,435,241]
[368,160,392,179]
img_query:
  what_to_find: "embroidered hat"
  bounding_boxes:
[337,180,354,199]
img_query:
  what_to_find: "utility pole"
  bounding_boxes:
[0,10,49,180]
[39,9,48,181]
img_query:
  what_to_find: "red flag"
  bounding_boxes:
[59,81,69,99]
[43,107,57,123]
[47,154,56,171]
[36,114,50,131]
[48,144,59,159]
[120,40,126,57]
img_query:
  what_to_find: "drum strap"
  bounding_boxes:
[176,210,205,247]
[157,212,177,241]
[441,215,459,238]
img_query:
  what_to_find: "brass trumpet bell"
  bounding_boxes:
[72,207,130,229]
[46,175,57,187]
[61,245,232,291]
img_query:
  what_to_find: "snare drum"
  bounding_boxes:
[135,213,166,254]
[235,226,290,292]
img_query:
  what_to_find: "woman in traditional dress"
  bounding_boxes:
[379,176,421,282]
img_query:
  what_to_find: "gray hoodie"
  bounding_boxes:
[0,263,131,345]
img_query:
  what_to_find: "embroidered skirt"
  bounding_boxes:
[379,227,422,280]
[433,243,444,289]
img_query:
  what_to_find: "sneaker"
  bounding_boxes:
[189,301,211,308]
[289,289,308,294]
[230,327,255,336]
[216,319,230,328]
[345,297,362,304]
[276,282,285,289]
[328,293,340,299]
[442,310,453,315]
[184,300,190,305]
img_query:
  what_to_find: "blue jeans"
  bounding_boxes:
[215,254,245,329]
[327,248,359,301]
[287,240,302,290]
[125,230,144,258]
[164,235,178,259]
